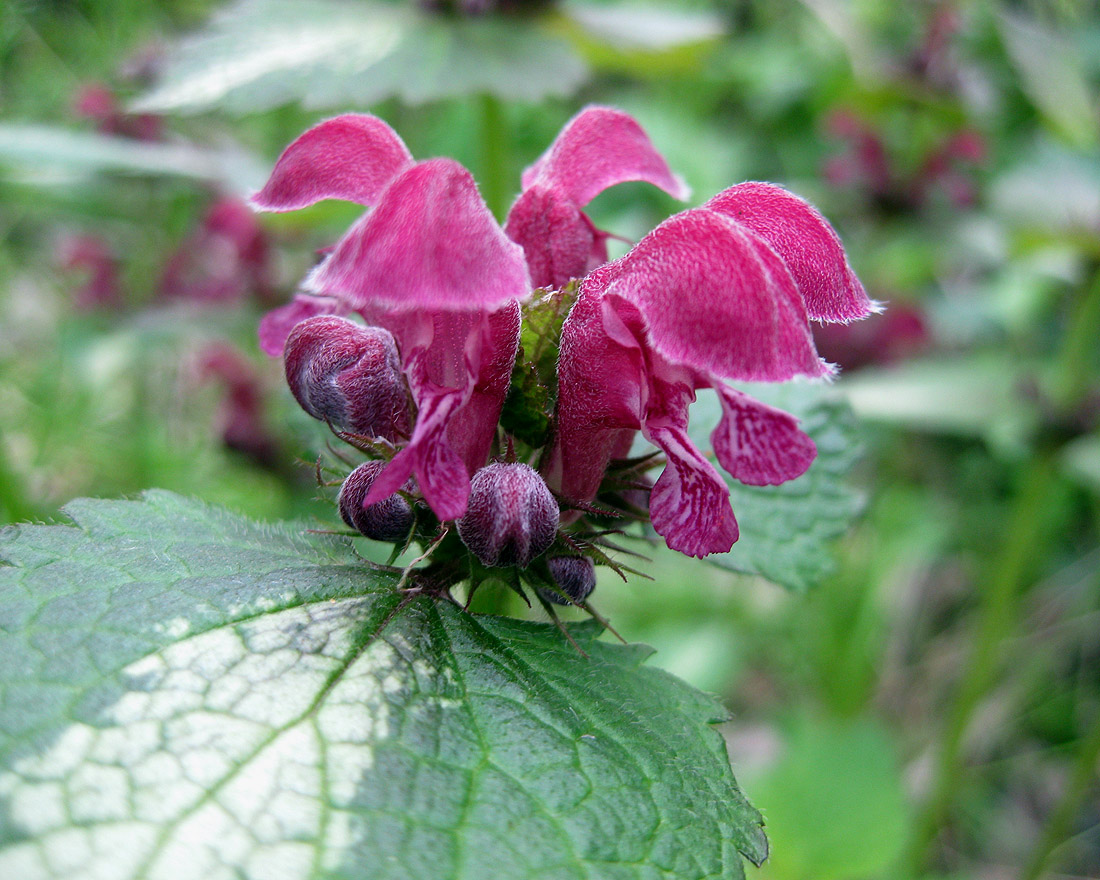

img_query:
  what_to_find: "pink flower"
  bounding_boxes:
[160,196,273,304]
[545,183,875,557]
[73,82,162,142]
[195,343,279,469]
[252,114,531,519]
[57,234,121,310]
[504,106,689,289]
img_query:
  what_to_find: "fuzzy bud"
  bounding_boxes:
[338,461,415,542]
[538,556,596,606]
[284,315,409,440]
[457,463,559,568]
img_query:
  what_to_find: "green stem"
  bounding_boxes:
[1019,712,1100,880]
[907,455,1057,870]
[478,93,508,221]
[1054,266,1100,409]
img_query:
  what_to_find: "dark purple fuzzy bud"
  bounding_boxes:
[457,463,559,568]
[284,315,409,440]
[338,461,415,542]
[538,556,596,606]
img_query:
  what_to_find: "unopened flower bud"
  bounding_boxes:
[284,315,409,440]
[457,463,559,568]
[538,556,596,606]
[338,461,414,542]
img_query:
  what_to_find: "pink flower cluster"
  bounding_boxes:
[253,106,875,579]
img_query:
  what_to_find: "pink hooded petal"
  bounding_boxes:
[607,209,829,381]
[641,371,738,557]
[365,383,472,521]
[252,114,413,212]
[521,106,689,206]
[646,423,739,557]
[504,188,596,289]
[443,303,521,474]
[705,182,876,323]
[307,158,531,311]
[711,383,816,486]
[362,305,521,521]
[543,279,646,504]
[258,293,348,357]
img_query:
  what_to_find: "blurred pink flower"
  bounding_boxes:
[57,234,121,310]
[195,343,279,468]
[824,109,985,210]
[813,300,929,371]
[72,82,162,142]
[160,197,273,304]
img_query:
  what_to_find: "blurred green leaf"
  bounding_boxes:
[839,355,1036,450]
[554,5,721,78]
[750,716,908,880]
[992,141,1100,234]
[997,10,1098,150]
[0,491,767,879]
[694,383,864,592]
[0,125,266,195]
[135,0,589,115]
[564,2,722,51]
[1062,434,1100,495]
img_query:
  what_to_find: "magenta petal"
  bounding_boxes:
[443,304,522,475]
[543,283,646,504]
[364,383,471,521]
[257,294,348,357]
[646,422,739,557]
[711,384,816,486]
[705,182,876,323]
[307,158,531,311]
[504,188,595,289]
[522,106,689,206]
[360,307,520,521]
[607,209,829,381]
[252,114,413,212]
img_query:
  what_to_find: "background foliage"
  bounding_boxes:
[1,0,1099,877]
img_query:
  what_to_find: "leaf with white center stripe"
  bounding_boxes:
[0,491,766,879]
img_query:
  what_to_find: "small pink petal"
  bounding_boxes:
[364,380,471,521]
[257,294,347,357]
[705,182,876,323]
[252,114,413,212]
[522,106,689,207]
[711,384,816,486]
[307,158,531,311]
[646,422,739,557]
[606,209,828,381]
[443,304,521,475]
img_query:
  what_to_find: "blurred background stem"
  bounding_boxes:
[908,454,1058,871]
[1053,267,1100,409]
[1019,710,1100,880]
[478,94,509,220]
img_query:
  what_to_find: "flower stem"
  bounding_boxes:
[1054,265,1100,408]
[1019,712,1100,880]
[478,93,509,221]
[907,454,1057,870]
